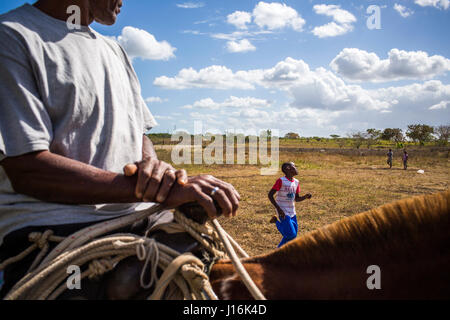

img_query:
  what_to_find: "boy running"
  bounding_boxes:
[268,162,312,248]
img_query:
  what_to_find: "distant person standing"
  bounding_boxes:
[268,162,312,248]
[387,149,393,169]
[403,150,409,170]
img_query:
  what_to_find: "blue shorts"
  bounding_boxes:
[275,215,298,248]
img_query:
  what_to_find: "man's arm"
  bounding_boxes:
[0,150,240,218]
[0,150,139,204]
[268,189,285,219]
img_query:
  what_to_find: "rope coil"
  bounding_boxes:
[1,205,266,300]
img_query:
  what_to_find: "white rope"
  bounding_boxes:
[3,205,266,300]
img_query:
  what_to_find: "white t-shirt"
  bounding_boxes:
[272,176,300,217]
[0,4,158,245]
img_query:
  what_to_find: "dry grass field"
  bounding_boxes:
[155,145,450,256]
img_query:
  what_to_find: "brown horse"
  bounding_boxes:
[16,190,447,300]
[209,190,450,299]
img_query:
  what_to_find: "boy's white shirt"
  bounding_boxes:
[275,177,299,218]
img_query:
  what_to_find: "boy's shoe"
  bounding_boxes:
[269,216,278,224]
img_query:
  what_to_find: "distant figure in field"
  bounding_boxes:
[403,150,409,170]
[268,162,312,248]
[387,149,393,169]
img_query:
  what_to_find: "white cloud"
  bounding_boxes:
[312,4,356,38]
[330,48,450,82]
[145,97,167,104]
[226,39,256,53]
[172,75,450,136]
[154,56,450,133]
[313,4,356,24]
[370,80,450,107]
[414,0,449,10]
[227,11,252,29]
[394,4,414,17]
[252,2,306,31]
[153,65,262,90]
[117,26,176,61]
[154,115,174,120]
[176,2,205,9]
[429,100,450,110]
[211,30,273,42]
[154,57,391,111]
[312,21,354,38]
[183,96,272,110]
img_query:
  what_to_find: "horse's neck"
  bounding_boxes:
[248,191,450,299]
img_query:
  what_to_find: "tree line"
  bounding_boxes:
[283,124,450,149]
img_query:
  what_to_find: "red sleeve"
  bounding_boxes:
[272,178,282,191]
[296,183,301,194]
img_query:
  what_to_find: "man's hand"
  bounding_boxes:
[123,159,187,203]
[162,175,240,219]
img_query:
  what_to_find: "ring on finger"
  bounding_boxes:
[166,168,176,175]
[210,186,219,196]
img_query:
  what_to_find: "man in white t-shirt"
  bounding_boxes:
[268,162,311,247]
[0,0,240,296]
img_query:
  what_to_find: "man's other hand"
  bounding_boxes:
[162,175,240,219]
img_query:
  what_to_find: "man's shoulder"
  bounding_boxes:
[0,4,32,30]
[93,31,133,65]
[0,4,41,44]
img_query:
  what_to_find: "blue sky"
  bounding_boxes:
[1,0,449,137]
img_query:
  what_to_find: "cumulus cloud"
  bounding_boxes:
[154,56,450,132]
[186,105,346,136]
[394,4,414,17]
[176,2,205,9]
[227,11,252,29]
[414,0,449,10]
[220,2,305,53]
[252,2,306,31]
[117,26,176,61]
[182,96,272,110]
[312,4,356,38]
[153,65,262,90]
[330,48,450,82]
[145,97,167,104]
[154,57,391,111]
[370,81,450,111]
[226,39,256,53]
[173,76,450,136]
[429,100,449,110]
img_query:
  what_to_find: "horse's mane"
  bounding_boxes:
[255,190,450,268]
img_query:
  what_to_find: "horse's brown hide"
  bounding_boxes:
[210,190,450,299]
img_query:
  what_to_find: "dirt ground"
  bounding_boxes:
[156,148,450,256]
